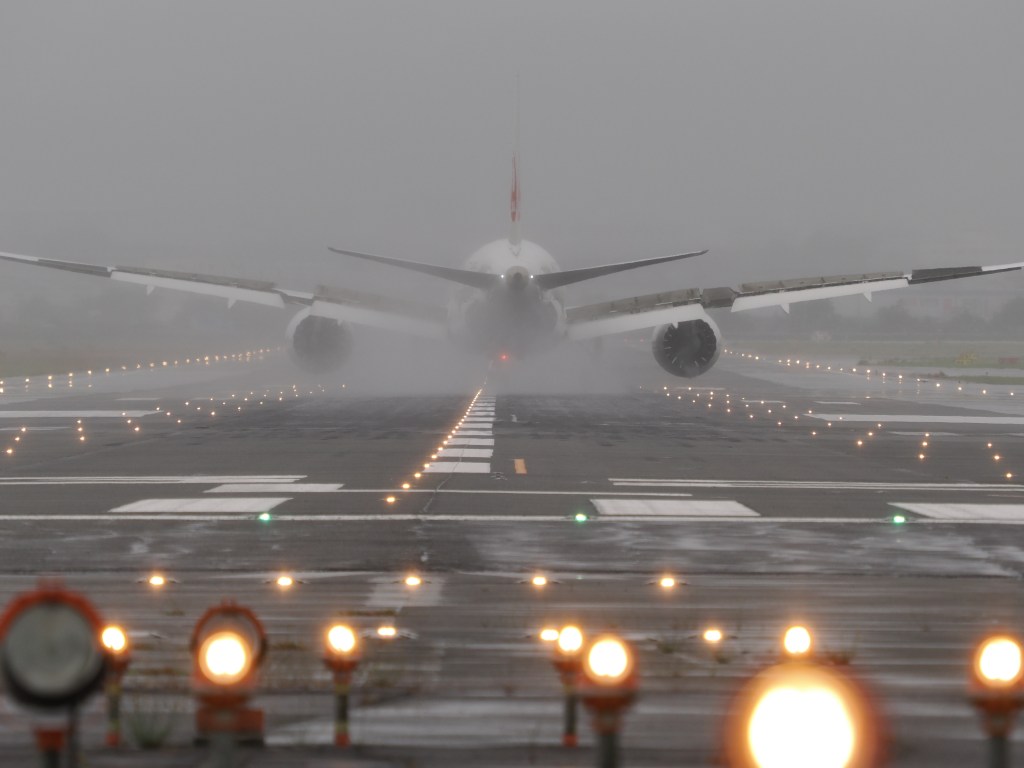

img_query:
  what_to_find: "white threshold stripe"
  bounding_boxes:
[0,410,158,418]
[591,499,758,517]
[890,503,1024,521]
[423,462,491,474]
[609,479,1024,491]
[206,483,343,493]
[445,438,494,446]
[808,414,1024,425]
[0,515,1012,524]
[452,431,492,437]
[0,475,305,486]
[110,498,291,513]
[437,448,493,459]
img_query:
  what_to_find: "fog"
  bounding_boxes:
[1,2,1022,390]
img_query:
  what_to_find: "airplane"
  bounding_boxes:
[1,154,1022,379]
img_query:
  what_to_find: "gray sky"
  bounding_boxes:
[1,1,1022,331]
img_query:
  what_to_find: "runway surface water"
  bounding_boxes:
[1,346,1023,766]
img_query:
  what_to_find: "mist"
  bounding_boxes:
[1,1,1022,391]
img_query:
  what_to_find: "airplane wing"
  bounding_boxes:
[565,261,1024,340]
[0,250,447,339]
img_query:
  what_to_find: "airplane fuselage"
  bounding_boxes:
[446,239,567,358]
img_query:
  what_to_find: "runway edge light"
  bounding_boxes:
[970,633,1024,765]
[190,600,267,747]
[324,623,361,747]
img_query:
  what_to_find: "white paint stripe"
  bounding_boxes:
[0,476,304,486]
[0,410,158,418]
[0,515,974,523]
[809,414,1024,425]
[891,503,1024,521]
[452,431,492,437]
[437,448,493,459]
[110,498,291,513]
[423,462,491,474]
[445,438,494,446]
[815,401,861,405]
[608,479,1023,491]
[462,419,493,425]
[591,499,759,517]
[207,483,343,493]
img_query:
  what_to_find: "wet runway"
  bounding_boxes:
[2,348,1024,765]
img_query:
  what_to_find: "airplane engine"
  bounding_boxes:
[286,309,352,374]
[652,316,721,378]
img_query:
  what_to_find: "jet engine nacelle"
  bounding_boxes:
[286,309,352,374]
[652,315,721,378]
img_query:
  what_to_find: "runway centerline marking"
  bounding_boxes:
[591,499,759,518]
[110,498,291,513]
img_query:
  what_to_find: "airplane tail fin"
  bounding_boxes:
[509,76,522,251]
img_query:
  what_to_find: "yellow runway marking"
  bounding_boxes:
[514,458,527,475]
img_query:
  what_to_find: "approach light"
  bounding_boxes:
[659,576,676,589]
[276,575,294,589]
[326,624,358,655]
[198,632,251,685]
[414,472,422,479]
[783,625,813,657]
[582,635,634,686]
[540,627,560,643]
[148,574,166,588]
[191,602,266,690]
[404,574,422,587]
[704,628,724,644]
[531,575,548,588]
[101,625,128,654]
[557,625,584,655]
[385,496,396,504]
[725,661,878,768]
[376,625,397,639]
[974,636,1024,688]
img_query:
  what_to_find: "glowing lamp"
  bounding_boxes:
[101,625,128,655]
[540,627,560,643]
[557,625,584,656]
[725,661,879,768]
[190,601,266,691]
[198,632,252,685]
[783,625,813,657]
[326,624,358,656]
[704,628,724,644]
[582,635,634,686]
[975,636,1024,688]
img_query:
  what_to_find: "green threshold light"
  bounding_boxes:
[892,514,907,525]
[574,512,589,523]
[258,512,272,523]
